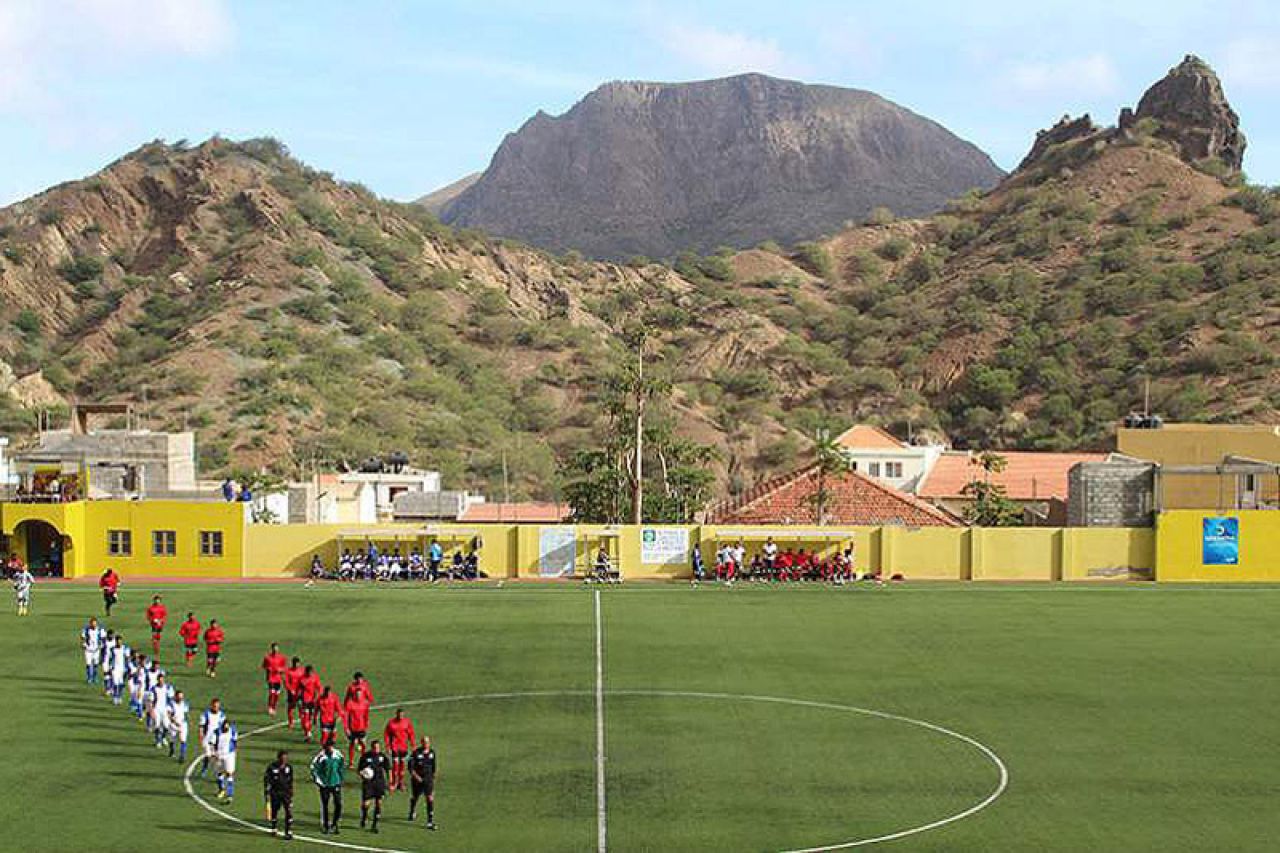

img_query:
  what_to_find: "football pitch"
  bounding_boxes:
[1,582,1276,852]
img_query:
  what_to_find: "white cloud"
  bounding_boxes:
[657,21,806,79]
[1221,36,1280,90]
[0,0,232,111]
[1005,53,1120,99]
[406,53,596,92]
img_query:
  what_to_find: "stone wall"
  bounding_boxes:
[1068,461,1155,527]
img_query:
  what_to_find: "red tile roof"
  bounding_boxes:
[834,424,906,450]
[917,451,1108,501]
[706,464,960,527]
[458,502,571,523]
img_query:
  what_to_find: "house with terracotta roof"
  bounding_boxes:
[706,463,960,527]
[917,450,1107,524]
[833,424,946,494]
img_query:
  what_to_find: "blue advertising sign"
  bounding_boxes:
[1202,517,1239,566]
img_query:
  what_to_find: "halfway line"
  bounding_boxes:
[594,589,607,852]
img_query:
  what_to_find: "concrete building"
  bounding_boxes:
[0,437,14,492]
[833,425,946,494]
[12,425,197,500]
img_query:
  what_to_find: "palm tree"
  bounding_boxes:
[810,429,851,525]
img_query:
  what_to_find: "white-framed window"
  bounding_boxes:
[152,530,176,557]
[108,529,131,557]
[885,462,904,478]
[868,462,881,477]
[200,530,224,557]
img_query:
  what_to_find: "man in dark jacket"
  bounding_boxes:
[263,750,294,839]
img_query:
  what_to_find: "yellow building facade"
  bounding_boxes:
[1117,423,1280,510]
[1,499,1274,583]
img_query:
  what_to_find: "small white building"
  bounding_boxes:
[834,424,946,494]
[0,436,14,489]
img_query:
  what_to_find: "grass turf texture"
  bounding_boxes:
[0,583,1276,852]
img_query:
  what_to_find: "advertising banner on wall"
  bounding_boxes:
[640,527,689,566]
[539,526,577,577]
[1202,516,1240,565]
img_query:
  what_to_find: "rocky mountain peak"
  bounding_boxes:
[438,74,1003,259]
[1123,54,1246,170]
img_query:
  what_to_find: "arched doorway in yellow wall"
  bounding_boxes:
[14,519,67,577]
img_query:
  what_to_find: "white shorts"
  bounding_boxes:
[111,667,125,684]
[84,650,99,667]
[203,739,218,757]
[218,753,236,775]
[169,723,188,742]
[151,708,167,727]
[16,591,30,605]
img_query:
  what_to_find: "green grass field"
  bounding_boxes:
[1,581,1277,852]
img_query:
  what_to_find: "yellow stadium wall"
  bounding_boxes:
[971,528,1062,580]
[883,527,970,579]
[1062,528,1155,580]
[1155,510,1280,582]
[0,501,1191,583]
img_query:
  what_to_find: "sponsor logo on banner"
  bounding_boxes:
[539,526,577,577]
[641,527,689,565]
[1202,516,1239,566]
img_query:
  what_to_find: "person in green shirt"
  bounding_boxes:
[310,741,346,835]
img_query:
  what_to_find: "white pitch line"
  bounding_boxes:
[594,589,608,853]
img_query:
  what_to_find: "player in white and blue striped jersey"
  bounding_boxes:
[149,673,175,748]
[199,698,226,777]
[167,689,191,761]
[81,618,106,684]
[214,719,238,801]
[108,637,130,705]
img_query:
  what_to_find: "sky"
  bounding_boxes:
[2,0,1280,206]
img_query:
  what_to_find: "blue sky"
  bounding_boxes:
[2,0,1279,206]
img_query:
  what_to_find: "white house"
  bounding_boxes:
[0,436,14,489]
[833,424,946,494]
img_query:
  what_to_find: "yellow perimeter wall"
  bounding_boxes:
[25,501,1280,582]
[1155,510,1280,582]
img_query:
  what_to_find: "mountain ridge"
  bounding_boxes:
[440,72,1004,259]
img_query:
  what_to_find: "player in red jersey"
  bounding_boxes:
[145,595,168,655]
[261,643,288,715]
[344,672,374,706]
[99,569,120,616]
[178,612,201,666]
[203,619,225,678]
[343,688,372,766]
[316,686,343,748]
[283,657,305,729]
[299,665,323,740]
[382,709,417,791]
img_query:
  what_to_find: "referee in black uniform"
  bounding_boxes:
[263,750,294,840]
[407,736,438,830]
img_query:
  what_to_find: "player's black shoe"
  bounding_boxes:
[427,821,437,831]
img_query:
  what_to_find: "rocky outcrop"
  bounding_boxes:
[441,73,1004,259]
[1127,55,1246,170]
[1017,114,1101,170]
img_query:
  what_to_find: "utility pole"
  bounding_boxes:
[632,330,645,526]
